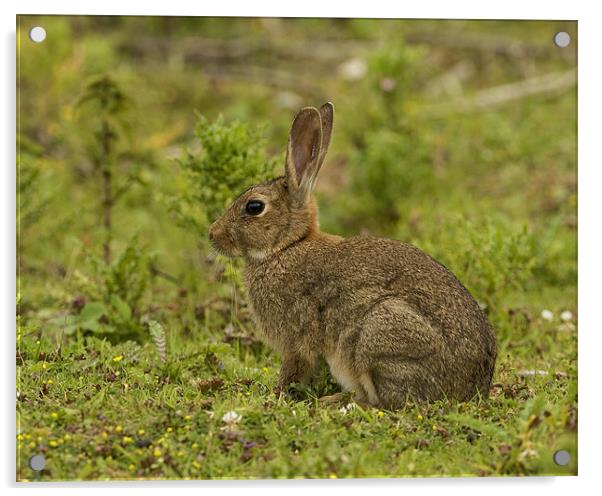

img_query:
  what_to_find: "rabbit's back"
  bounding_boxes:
[325,236,494,346]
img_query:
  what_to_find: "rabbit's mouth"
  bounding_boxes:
[208,223,241,258]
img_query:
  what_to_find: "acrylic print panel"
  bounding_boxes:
[16,16,577,481]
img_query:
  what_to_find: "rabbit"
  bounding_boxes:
[209,102,497,409]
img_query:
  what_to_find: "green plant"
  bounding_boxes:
[60,236,153,342]
[336,42,431,233]
[413,216,537,314]
[167,114,277,236]
[366,42,425,127]
[149,320,167,364]
[76,76,128,263]
[346,127,433,227]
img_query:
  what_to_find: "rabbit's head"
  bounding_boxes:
[209,103,333,261]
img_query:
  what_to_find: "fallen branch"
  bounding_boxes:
[405,28,573,60]
[121,37,369,64]
[421,69,576,116]
[201,65,323,96]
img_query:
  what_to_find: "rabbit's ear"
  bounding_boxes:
[285,106,323,205]
[317,102,334,169]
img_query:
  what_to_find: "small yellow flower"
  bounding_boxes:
[63,434,71,441]
[166,427,173,433]
[329,473,337,479]
[432,424,437,431]
[42,363,47,369]
[112,355,124,362]
[101,431,108,439]
[377,411,385,418]
[122,436,134,444]
[153,447,162,457]
[36,340,41,345]
[25,433,31,440]
[184,415,191,421]
[115,371,120,376]
[115,425,123,433]
[128,464,135,471]
[47,379,53,385]
[28,441,36,449]
[177,451,184,457]
[192,442,199,449]
[138,429,145,435]
[17,434,24,441]
[262,367,269,373]
[49,440,58,448]
[50,412,59,420]
[417,414,423,421]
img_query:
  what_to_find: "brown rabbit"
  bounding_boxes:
[209,103,497,409]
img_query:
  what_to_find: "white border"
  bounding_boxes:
[3,1,600,495]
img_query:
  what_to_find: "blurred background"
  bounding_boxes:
[17,14,577,363]
[17,17,577,295]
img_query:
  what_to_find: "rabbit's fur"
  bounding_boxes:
[209,103,497,408]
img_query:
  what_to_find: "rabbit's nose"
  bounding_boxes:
[208,223,221,244]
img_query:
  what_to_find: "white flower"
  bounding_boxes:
[560,310,573,322]
[338,58,367,81]
[541,309,554,321]
[338,403,356,415]
[221,411,242,424]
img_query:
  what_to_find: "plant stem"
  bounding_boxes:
[101,120,113,264]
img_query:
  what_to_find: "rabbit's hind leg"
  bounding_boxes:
[371,363,445,408]
[353,298,447,407]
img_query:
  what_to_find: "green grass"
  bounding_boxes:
[17,290,577,480]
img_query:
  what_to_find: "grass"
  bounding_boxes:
[16,288,577,480]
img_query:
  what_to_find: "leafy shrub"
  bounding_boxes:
[342,41,425,146]
[365,42,425,127]
[17,153,50,238]
[346,127,433,227]
[531,213,577,287]
[336,42,431,233]
[167,114,277,236]
[61,236,153,342]
[413,216,537,314]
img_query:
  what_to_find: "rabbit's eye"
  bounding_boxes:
[245,200,265,216]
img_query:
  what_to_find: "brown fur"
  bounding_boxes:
[209,103,497,408]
